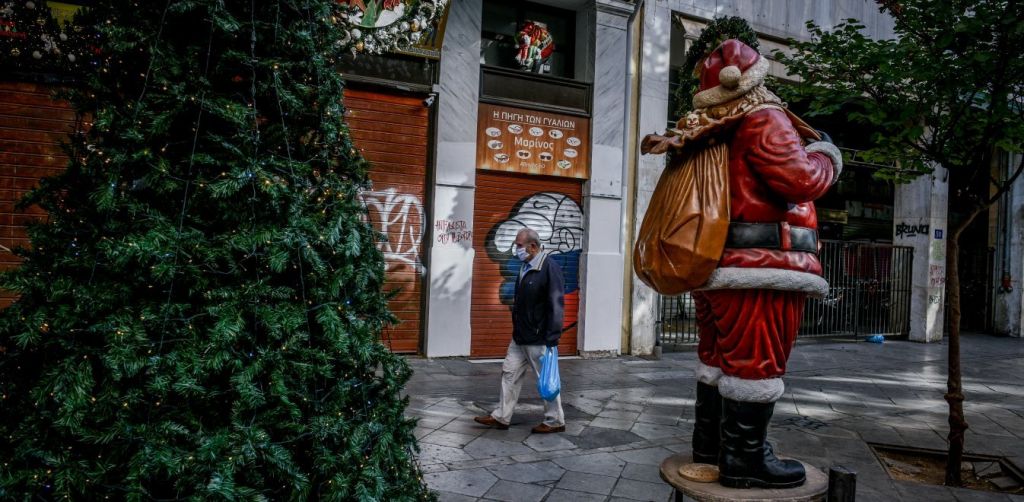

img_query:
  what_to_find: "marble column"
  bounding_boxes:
[893,165,949,342]
[423,0,482,357]
[629,1,671,356]
[576,0,635,357]
[993,153,1024,337]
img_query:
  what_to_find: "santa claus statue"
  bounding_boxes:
[638,37,842,489]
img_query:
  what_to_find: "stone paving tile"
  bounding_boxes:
[419,443,477,465]
[480,426,532,443]
[463,437,535,459]
[590,417,639,431]
[569,426,645,450]
[610,477,673,501]
[599,410,642,421]
[436,491,478,502]
[441,419,494,436]
[553,452,628,477]
[555,470,619,495]
[613,447,676,466]
[894,427,947,450]
[544,488,608,501]
[424,468,498,498]
[563,397,606,416]
[604,401,646,413]
[422,430,480,448]
[511,450,566,463]
[629,422,683,441]
[480,480,550,502]
[564,421,589,436]
[486,460,565,483]
[420,463,449,474]
[609,498,670,502]
[524,432,578,452]
[415,416,456,430]
[635,413,679,426]
[663,443,687,453]
[447,457,519,471]
[620,462,664,484]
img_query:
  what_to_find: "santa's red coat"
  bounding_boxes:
[701,107,838,296]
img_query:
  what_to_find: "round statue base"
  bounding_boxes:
[660,454,827,502]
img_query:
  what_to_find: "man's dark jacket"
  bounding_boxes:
[512,251,565,347]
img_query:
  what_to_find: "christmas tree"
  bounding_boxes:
[0,1,434,499]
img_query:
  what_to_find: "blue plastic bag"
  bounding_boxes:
[537,347,561,401]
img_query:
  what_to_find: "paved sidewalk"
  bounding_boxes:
[405,335,1024,501]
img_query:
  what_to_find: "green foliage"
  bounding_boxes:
[674,16,760,116]
[0,1,434,500]
[775,0,1024,187]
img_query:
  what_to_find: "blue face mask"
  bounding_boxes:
[515,246,529,262]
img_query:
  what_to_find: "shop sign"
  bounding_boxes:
[476,103,589,180]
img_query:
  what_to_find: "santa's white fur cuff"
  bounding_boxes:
[719,375,785,403]
[805,141,844,185]
[693,56,771,109]
[701,267,829,298]
[696,362,723,386]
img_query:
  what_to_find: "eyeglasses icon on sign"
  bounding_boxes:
[539,152,553,161]
[563,148,578,158]
[488,140,503,150]
[486,127,501,137]
[507,124,523,134]
[529,127,544,137]
[494,153,510,163]
[517,150,531,159]
[557,160,572,170]
[567,137,581,147]
[548,129,563,139]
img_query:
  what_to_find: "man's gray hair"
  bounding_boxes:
[518,227,542,247]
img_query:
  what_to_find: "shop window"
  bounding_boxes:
[480,0,576,79]
[667,19,689,127]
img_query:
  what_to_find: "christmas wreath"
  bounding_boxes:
[335,0,447,55]
[675,16,759,115]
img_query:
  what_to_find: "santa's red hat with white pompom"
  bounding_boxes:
[692,39,770,109]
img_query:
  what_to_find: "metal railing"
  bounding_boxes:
[656,240,914,349]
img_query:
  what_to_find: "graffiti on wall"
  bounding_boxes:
[359,188,424,270]
[486,192,583,305]
[435,219,473,245]
[929,264,946,288]
[895,221,930,239]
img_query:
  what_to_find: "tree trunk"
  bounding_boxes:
[944,206,984,486]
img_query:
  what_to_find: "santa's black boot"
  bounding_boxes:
[691,382,721,464]
[719,398,805,489]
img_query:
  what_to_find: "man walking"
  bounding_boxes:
[474,228,566,433]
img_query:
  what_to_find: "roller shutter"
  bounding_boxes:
[471,170,583,358]
[344,88,429,353]
[0,81,75,308]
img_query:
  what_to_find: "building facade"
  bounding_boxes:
[333,0,637,357]
[1,1,1020,358]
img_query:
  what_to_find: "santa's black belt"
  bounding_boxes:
[726,222,818,254]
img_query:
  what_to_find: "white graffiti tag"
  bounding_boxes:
[358,188,424,269]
